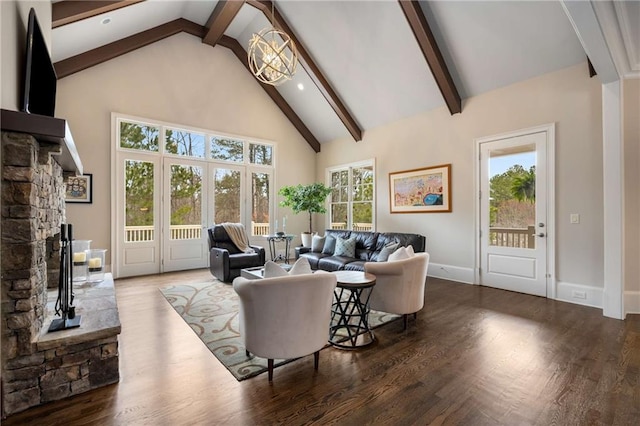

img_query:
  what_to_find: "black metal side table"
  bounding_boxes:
[329,271,377,349]
[264,234,294,264]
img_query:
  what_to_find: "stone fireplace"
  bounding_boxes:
[1,116,121,418]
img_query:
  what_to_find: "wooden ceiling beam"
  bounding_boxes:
[54,19,205,78]
[203,1,245,47]
[53,17,321,152]
[398,0,461,115]
[52,0,145,28]
[219,35,321,152]
[246,0,363,142]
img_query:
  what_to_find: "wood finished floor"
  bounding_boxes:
[4,269,639,425]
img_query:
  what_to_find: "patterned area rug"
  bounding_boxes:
[160,279,400,381]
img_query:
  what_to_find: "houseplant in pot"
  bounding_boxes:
[279,183,332,247]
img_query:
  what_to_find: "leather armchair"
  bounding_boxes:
[364,252,430,330]
[207,225,265,282]
[233,272,337,381]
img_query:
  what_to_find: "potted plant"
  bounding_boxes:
[279,183,332,247]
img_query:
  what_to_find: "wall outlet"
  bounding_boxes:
[572,290,587,299]
[570,213,580,224]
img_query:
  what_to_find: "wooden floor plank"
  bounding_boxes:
[3,269,639,425]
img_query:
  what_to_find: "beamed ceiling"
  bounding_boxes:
[50,0,640,152]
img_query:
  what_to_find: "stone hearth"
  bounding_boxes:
[1,131,121,417]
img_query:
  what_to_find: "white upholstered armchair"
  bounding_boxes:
[232,272,337,381]
[364,252,430,330]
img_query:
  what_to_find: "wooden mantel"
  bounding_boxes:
[1,108,83,175]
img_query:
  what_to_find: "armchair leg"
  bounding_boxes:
[314,350,320,371]
[413,312,417,320]
[403,314,408,331]
[268,359,274,382]
[245,349,250,357]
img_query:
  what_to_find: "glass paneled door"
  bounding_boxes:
[162,159,208,272]
[479,130,549,297]
[117,154,161,277]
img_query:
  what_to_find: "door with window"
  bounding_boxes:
[478,127,553,297]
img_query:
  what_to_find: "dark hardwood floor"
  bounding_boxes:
[4,269,639,425]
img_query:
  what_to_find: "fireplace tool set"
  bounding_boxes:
[48,223,82,332]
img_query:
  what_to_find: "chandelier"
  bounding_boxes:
[247,4,298,86]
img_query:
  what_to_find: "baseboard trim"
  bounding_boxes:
[428,263,475,284]
[624,291,640,316]
[555,281,603,309]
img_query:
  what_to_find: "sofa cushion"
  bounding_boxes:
[322,237,336,254]
[228,252,263,269]
[377,242,399,262]
[379,232,425,253]
[299,252,327,269]
[311,235,325,252]
[318,256,351,272]
[334,236,356,258]
[344,260,366,271]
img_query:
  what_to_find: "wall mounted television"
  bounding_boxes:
[21,7,57,117]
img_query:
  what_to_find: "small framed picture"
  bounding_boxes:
[65,174,92,204]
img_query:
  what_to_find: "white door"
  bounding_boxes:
[116,153,161,278]
[163,158,208,272]
[478,128,553,297]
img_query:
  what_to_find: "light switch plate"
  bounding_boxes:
[570,213,580,224]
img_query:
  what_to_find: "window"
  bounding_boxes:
[327,160,375,231]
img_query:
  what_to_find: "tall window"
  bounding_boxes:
[327,160,375,231]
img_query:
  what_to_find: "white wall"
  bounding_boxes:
[317,63,605,293]
[1,0,51,111]
[56,33,317,264]
[624,78,640,314]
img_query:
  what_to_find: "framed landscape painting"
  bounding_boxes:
[65,173,92,204]
[389,164,451,213]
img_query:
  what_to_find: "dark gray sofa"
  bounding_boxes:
[296,229,425,272]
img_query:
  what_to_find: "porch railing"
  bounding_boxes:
[489,225,535,248]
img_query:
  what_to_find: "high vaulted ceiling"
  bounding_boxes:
[50,1,640,152]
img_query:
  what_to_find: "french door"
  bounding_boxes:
[163,158,207,272]
[477,125,554,297]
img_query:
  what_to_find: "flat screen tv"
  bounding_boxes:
[21,8,57,117]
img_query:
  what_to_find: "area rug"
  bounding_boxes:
[160,279,400,381]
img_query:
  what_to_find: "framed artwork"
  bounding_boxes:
[389,164,451,213]
[65,173,92,204]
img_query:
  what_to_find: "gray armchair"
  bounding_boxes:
[207,225,265,282]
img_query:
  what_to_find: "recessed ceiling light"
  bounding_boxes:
[297,83,304,91]
[101,17,112,25]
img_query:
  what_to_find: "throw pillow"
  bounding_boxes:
[377,242,399,262]
[311,235,326,253]
[334,236,356,258]
[263,257,313,278]
[288,256,313,275]
[406,245,415,257]
[322,236,336,254]
[388,246,410,261]
[263,261,289,278]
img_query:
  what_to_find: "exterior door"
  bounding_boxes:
[478,128,551,297]
[163,158,208,272]
[116,153,161,278]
